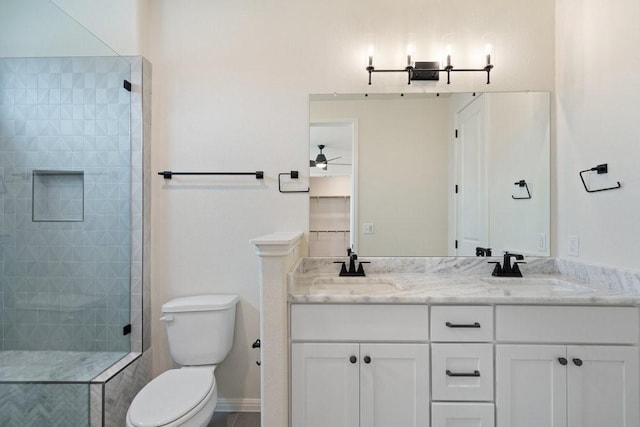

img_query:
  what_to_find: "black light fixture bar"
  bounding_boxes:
[366,63,494,85]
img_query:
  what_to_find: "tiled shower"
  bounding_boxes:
[0,56,131,352]
[0,55,151,426]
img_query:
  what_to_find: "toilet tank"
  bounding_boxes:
[161,294,239,366]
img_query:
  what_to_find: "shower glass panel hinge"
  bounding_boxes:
[123,324,132,336]
[123,80,132,92]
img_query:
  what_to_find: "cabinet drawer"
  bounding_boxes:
[290,304,429,341]
[432,343,494,401]
[432,402,495,427]
[431,306,493,342]
[496,306,639,344]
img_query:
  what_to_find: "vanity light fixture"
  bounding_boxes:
[365,44,494,85]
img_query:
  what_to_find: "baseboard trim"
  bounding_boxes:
[216,398,261,413]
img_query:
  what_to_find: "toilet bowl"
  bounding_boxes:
[126,294,239,427]
[126,367,218,427]
[127,366,218,427]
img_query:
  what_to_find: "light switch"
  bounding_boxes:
[568,235,580,257]
[363,223,375,234]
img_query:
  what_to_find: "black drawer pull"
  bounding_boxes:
[364,356,371,364]
[445,322,481,328]
[558,357,568,366]
[446,369,480,377]
[349,356,357,364]
[573,358,583,367]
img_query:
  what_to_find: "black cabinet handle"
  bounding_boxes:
[446,369,480,377]
[349,356,357,364]
[558,357,568,366]
[573,358,583,367]
[445,322,481,328]
[364,356,371,364]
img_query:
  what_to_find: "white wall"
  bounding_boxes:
[486,92,551,256]
[51,0,149,56]
[0,0,119,57]
[556,0,640,268]
[51,0,556,404]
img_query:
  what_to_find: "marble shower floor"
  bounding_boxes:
[0,350,127,382]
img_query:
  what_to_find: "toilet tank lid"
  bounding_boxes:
[162,294,239,312]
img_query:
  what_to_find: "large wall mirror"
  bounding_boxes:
[309,92,550,258]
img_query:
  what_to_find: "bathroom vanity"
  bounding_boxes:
[287,257,640,427]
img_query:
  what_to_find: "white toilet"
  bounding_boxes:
[126,294,240,427]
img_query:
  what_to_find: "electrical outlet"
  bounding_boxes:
[568,235,580,257]
[537,232,547,252]
[363,223,375,234]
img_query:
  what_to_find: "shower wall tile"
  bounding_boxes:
[102,349,151,427]
[141,57,152,352]
[127,56,143,353]
[90,383,103,427]
[0,56,133,352]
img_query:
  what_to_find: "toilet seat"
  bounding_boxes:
[127,368,216,427]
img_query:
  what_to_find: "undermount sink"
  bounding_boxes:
[480,277,594,291]
[311,277,399,293]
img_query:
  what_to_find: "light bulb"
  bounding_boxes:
[484,43,492,66]
[406,43,414,67]
[445,44,452,67]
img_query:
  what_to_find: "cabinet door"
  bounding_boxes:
[567,345,639,427]
[360,343,430,427]
[496,345,567,427]
[291,343,359,427]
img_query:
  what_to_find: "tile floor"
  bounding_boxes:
[209,412,261,427]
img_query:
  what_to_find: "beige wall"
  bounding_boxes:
[38,0,556,404]
[312,97,451,256]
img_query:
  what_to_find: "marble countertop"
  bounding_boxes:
[289,258,640,305]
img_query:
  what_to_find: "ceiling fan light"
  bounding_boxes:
[315,153,327,168]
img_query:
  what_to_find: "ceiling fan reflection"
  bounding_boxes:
[310,144,351,169]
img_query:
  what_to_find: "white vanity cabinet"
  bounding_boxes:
[290,302,640,427]
[495,306,640,427]
[290,304,430,427]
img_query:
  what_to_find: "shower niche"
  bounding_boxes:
[32,170,85,222]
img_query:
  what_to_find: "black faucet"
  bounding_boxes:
[334,248,369,277]
[476,247,492,257]
[489,252,526,277]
